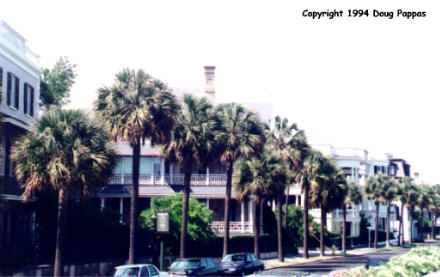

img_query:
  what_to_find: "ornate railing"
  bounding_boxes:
[210,221,253,234]
[109,174,227,186]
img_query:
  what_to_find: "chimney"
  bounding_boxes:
[204,66,216,100]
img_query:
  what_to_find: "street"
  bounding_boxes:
[258,247,413,276]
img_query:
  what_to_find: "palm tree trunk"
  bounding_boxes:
[223,160,234,257]
[303,181,309,259]
[386,202,391,247]
[342,205,347,255]
[128,141,141,264]
[399,202,404,246]
[431,213,436,240]
[320,206,325,256]
[254,199,261,258]
[420,206,424,241]
[409,208,413,245]
[374,202,379,249]
[180,169,192,258]
[54,188,68,277]
[277,195,284,262]
[284,185,289,230]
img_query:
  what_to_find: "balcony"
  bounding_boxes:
[210,221,253,234]
[109,174,227,186]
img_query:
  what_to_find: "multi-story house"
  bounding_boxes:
[98,66,272,234]
[0,20,41,260]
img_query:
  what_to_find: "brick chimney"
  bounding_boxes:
[204,66,215,100]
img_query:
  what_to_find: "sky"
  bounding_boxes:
[2,0,439,183]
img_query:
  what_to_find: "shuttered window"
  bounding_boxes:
[14,76,19,109]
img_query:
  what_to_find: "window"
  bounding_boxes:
[23,83,35,116]
[147,265,159,276]
[6,72,20,109]
[140,266,149,277]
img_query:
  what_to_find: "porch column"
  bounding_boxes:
[206,198,210,209]
[248,199,253,225]
[120,198,124,223]
[206,167,210,185]
[100,198,105,211]
[351,168,354,181]
[296,195,299,206]
[241,201,245,234]
[161,159,165,185]
[300,194,305,207]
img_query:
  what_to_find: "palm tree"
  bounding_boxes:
[399,178,418,245]
[95,69,178,263]
[269,116,309,231]
[381,177,399,247]
[416,184,430,240]
[11,109,116,277]
[162,95,221,258]
[309,152,347,256]
[397,177,411,245]
[429,185,440,239]
[234,149,285,258]
[341,181,362,254]
[364,174,388,249]
[216,103,265,257]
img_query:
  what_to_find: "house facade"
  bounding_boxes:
[0,20,41,260]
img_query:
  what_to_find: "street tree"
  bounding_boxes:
[216,103,265,257]
[364,174,388,248]
[95,69,179,263]
[11,109,116,276]
[161,95,221,258]
[381,177,399,247]
[341,181,362,254]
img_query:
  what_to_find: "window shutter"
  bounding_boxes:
[7,73,11,106]
[14,76,19,109]
[24,83,28,114]
[30,86,34,116]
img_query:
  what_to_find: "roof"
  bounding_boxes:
[115,264,155,269]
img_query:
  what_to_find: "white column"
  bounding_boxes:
[100,198,105,211]
[296,195,299,206]
[241,201,245,233]
[206,198,210,209]
[161,159,165,185]
[351,168,354,181]
[120,198,124,223]
[248,199,253,225]
[206,167,210,185]
[301,194,305,207]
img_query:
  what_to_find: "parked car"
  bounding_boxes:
[220,253,264,276]
[114,264,167,277]
[169,257,221,276]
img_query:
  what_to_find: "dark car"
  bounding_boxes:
[169,258,221,276]
[220,253,264,276]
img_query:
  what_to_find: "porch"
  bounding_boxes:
[109,174,227,186]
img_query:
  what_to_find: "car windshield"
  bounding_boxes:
[171,260,201,269]
[222,254,246,262]
[114,267,140,277]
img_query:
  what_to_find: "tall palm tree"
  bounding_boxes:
[364,174,388,249]
[309,153,347,256]
[11,109,116,277]
[416,184,430,240]
[341,181,362,254]
[429,185,440,239]
[216,103,265,257]
[269,116,309,231]
[234,149,284,258]
[381,177,399,247]
[397,177,410,245]
[162,95,221,258]
[95,69,178,263]
[399,178,418,245]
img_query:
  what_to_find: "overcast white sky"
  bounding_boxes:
[2,0,439,183]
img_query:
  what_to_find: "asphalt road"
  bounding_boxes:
[257,247,412,276]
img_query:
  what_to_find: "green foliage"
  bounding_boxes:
[40,57,76,109]
[139,194,214,254]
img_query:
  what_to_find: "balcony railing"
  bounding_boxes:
[109,174,227,186]
[210,221,253,234]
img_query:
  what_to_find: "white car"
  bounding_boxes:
[114,264,168,277]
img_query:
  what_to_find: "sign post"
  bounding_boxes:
[155,211,169,271]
